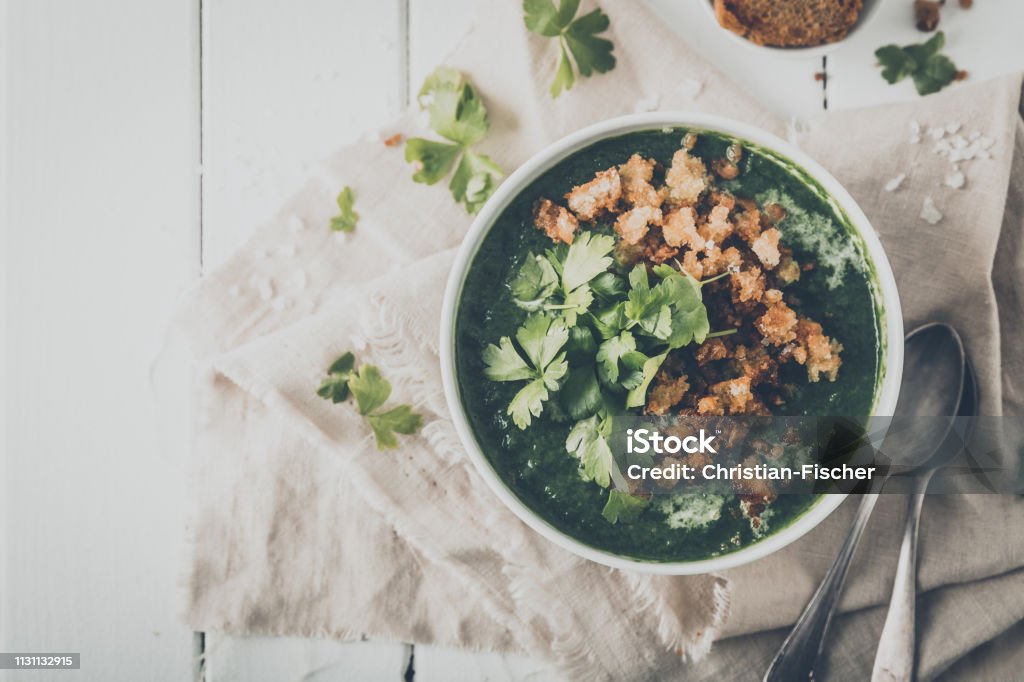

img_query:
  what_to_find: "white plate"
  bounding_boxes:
[699,0,888,60]
[440,112,903,575]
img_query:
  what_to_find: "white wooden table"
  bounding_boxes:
[4,1,1023,680]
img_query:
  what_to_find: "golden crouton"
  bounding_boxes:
[618,154,663,209]
[662,207,705,250]
[795,318,843,382]
[694,338,729,366]
[699,203,735,246]
[733,344,777,386]
[681,249,704,280]
[665,149,707,205]
[756,300,798,345]
[751,227,781,268]
[776,255,801,285]
[533,198,579,244]
[614,206,662,245]
[709,376,754,414]
[731,266,765,303]
[702,245,743,277]
[762,288,783,305]
[734,208,762,244]
[646,371,690,416]
[697,395,724,416]
[566,168,622,221]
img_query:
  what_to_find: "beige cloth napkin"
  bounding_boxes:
[167,0,1024,678]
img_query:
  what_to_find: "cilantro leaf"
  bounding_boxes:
[348,364,392,416]
[450,150,504,214]
[561,231,616,292]
[564,9,616,78]
[565,324,597,361]
[508,379,551,430]
[523,1,615,98]
[590,271,627,301]
[625,352,667,409]
[366,405,424,450]
[523,0,579,36]
[317,351,356,403]
[654,264,710,348]
[566,415,615,488]
[595,330,636,384]
[405,138,461,184]
[590,302,628,340]
[624,265,672,339]
[482,337,536,382]
[559,284,594,326]
[874,32,959,96]
[330,187,359,233]
[510,254,560,312]
[602,490,648,524]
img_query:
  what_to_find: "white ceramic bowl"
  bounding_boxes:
[440,113,903,575]
[700,0,887,60]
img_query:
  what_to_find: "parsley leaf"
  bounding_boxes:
[653,264,710,348]
[566,414,615,488]
[366,405,424,450]
[509,233,613,324]
[602,490,648,524]
[405,67,504,213]
[316,354,423,451]
[523,0,616,98]
[483,314,570,429]
[875,32,960,96]
[625,351,668,409]
[560,363,602,420]
[595,330,636,384]
[316,351,355,403]
[348,364,392,416]
[330,187,359,233]
[510,254,560,311]
[561,232,616,292]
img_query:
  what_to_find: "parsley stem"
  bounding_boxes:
[700,271,730,286]
[706,328,738,339]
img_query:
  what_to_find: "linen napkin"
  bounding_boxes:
[165,0,1024,678]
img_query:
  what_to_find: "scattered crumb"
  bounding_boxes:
[680,79,703,99]
[286,215,305,233]
[814,72,825,82]
[944,167,966,189]
[885,174,907,192]
[383,133,403,147]
[920,196,943,224]
[955,70,969,81]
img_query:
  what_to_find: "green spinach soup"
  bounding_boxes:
[455,128,882,563]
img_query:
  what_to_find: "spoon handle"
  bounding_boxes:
[871,473,933,682]
[764,493,880,682]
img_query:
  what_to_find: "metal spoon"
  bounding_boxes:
[871,325,975,682]
[764,323,967,682]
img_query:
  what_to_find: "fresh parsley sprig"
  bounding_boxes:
[523,0,616,98]
[331,186,359,233]
[317,352,424,450]
[405,67,504,213]
[875,31,960,96]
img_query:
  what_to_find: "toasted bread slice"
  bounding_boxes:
[714,0,863,48]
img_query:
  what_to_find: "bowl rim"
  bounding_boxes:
[698,0,887,60]
[439,112,903,575]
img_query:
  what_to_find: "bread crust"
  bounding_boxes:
[713,0,863,48]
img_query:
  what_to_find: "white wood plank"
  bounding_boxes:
[201,0,408,269]
[204,636,410,682]
[828,1,1024,110]
[2,1,200,680]
[646,0,826,120]
[414,645,562,682]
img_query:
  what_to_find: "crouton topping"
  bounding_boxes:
[756,300,798,345]
[566,168,622,221]
[533,198,580,244]
[614,206,662,245]
[665,149,707,205]
[751,227,781,268]
[646,371,690,416]
[619,154,663,209]
[662,207,704,249]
